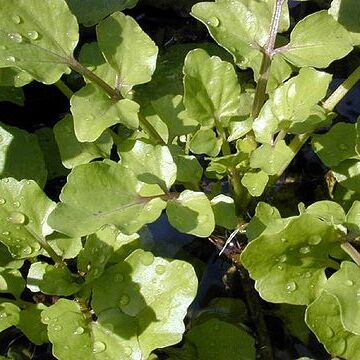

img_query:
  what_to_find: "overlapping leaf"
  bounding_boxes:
[54,115,113,169]
[241,213,341,304]
[91,249,198,359]
[0,178,55,258]
[183,49,241,127]
[97,12,158,87]
[0,0,78,84]
[48,161,166,237]
[210,195,238,230]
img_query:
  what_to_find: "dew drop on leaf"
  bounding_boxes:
[43,316,50,322]
[299,246,311,254]
[114,273,124,282]
[11,15,21,24]
[73,326,85,335]
[123,346,133,356]
[278,254,287,263]
[308,235,322,245]
[119,294,130,306]
[8,32,23,43]
[22,246,32,255]
[140,252,154,266]
[53,324,63,331]
[281,238,288,243]
[27,31,39,40]
[207,16,220,27]
[277,265,283,270]
[324,326,335,338]
[345,280,354,286]
[7,211,26,224]
[92,341,106,354]
[1,231,9,236]
[155,264,166,275]
[0,198,6,205]
[285,282,297,292]
[304,272,311,278]
[0,312,7,318]
[6,56,16,63]
[13,201,21,208]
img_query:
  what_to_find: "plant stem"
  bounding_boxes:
[341,242,360,266]
[251,0,285,119]
[239,267,274,360]
[68,57,165,144]
[55,79,74,99]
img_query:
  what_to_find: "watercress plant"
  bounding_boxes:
[0,0,360,359]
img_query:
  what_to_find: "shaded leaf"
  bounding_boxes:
[189,128,222,157]
[0,86,23,105]
[0,267,24,298]
[0,302,19,332]
[210,195,238,230]
[241,170,269,197]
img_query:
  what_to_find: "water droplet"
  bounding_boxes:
[6,56,16,63]
[22,246,32,255]
[27,30,39,40]
[92,341,106,353]
[155,264,166,275]
[13,201,21,208]
[278,254,287,263]
[73,326,84,335]
[299,246,311,254]
[337,338,347,355]
[285,282,297,292]
[304,272,311,278]
[114,273,124,282]
[119,294,130,306]
[53,324,63,331]
[324,326,335,338]
[0,312,7,318]
[345,280,354,286]
[2,231,9,236]
[103,323,114,334]
[43,316,50,322]
[207,16,220,27]
[7,211,26,224]
[140,252,154,266]
[277,265,283,270]
[8,32,23,43]
[339,144,348,151]
[308,235,322,245]
[11,15,21,24]
[281,238,288,243]
[124,346,133,355]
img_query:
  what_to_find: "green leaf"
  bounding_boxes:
[54,114,113,169]
[35,127,69,180]
[77,226,119,283]
[144,95,198,142]
[48,161,166,237]
[166,190,215,237]
[70,84,139,142]
[117,140,177,192]
[185,318,255,360]
[191,0,290,88]
[329,0,360,46]
[183,49,241,127]
[42,298,141,360]
[241,213,341,304]
[27,262,81,296]
[273,68,332,125]
[18,303,48,345]
[333,160,360,193]
[44,232,82,260]
[312,122,358,167]
[0,178,55,258]
[228,117,253,142]
[305,292,360,359]
[241,170,269,197]
[346,201,360,234]
[0,123,47,187]
[66,0,139,27]
[281,11,353,68]
[97,12,158,87]
[0,302,20,332]
[210,195,238,230]
[0,0,78,84]
[252,101,279,144]
[246,202,281,241]
[250,141,294,176]
[0,243,23,269]
[92,249,198,359]
[0,267,24,298]
[322,261,360,334]
[169,145,203,187]
[190,129,222,157]
[0,86,23,105]
[0,68,32,87]
[305,200,346,225]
